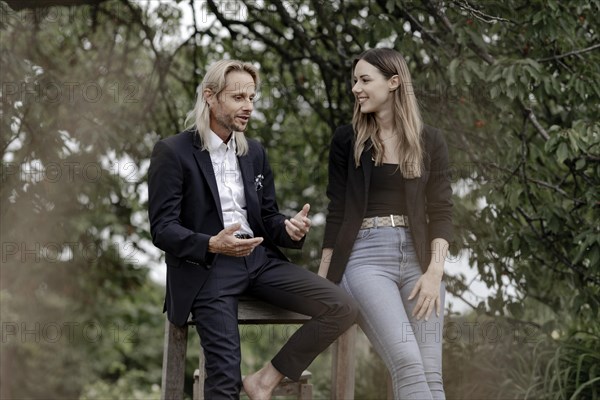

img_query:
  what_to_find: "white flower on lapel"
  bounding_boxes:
[254,174,264,191]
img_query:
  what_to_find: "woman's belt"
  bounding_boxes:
[360,214,409,229]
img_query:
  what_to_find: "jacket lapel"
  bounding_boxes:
[404,176,420,213]
[238,155,262,229]
[360,148,374,215]
[192,137,224,226]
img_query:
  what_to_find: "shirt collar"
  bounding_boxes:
[207,130,236,153]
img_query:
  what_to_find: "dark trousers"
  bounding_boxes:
[191,245,357,399]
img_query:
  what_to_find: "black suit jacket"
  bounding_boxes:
[322,124,453,283]
[148,129,302,326]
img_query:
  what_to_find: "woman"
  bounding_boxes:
[319,48,453,399]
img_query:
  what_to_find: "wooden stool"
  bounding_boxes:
[161,296,357,400]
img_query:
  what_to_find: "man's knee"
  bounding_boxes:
[343,297,359,323]
[329,293,359,332]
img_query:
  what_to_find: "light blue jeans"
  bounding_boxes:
[340,226,445,400]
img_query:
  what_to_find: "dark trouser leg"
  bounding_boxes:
[191,255,248,400]
[247,247,358,381]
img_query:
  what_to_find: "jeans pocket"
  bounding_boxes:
[355,228,372,241]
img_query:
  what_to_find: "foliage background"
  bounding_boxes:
[1,0,598,399]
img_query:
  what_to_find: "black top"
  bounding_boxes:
[365,163,407,217]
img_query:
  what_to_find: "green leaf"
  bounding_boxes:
[448,58,460,85]
[512,235,521,251]
[506,66,515,86]
[461,66,472,85]
[507,187,523,207]
[490,85,501,99]
[467,30,487,50]
[385,0,396,13]
[557,142,569,163]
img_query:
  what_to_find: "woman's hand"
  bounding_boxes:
[408,269,443,321]
[409,238,448,320]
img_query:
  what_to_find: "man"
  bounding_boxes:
[148,59,357,399]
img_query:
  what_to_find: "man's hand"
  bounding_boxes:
[285,203,311,241]
[208,223,263,257]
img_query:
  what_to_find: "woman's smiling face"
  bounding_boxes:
[352,59,396,114]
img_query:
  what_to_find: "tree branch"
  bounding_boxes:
[537,43,600,62]
[206,0,295,61]
[518,115,542,217]
[451,0,515,24]
[4,0,109,11]
[374,0,445,48]
[424,0,495,64]
[516,207,598,284]
[523,107,550,140]
[487,162,586,206]
[2,104,29,155]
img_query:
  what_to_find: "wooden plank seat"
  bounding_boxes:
[161,297,356,400]
[161,295,357,400]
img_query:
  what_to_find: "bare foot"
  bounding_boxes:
[242,362,283,400]
[243,372,269,400]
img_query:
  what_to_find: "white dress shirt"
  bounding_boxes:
[207,131,254,237]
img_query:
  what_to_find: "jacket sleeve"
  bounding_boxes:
[322,126,350,248]
[148,140,212,264]
[425,128,453,244]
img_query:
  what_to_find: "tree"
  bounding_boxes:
[1,1,186,397]
[2,0,598,398]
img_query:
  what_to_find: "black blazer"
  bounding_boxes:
[148,129,302,326]
[322,124,453,283]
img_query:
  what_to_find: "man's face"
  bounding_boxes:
[205,71,256,140]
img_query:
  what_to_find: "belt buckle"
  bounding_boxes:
[390,214,395,227]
